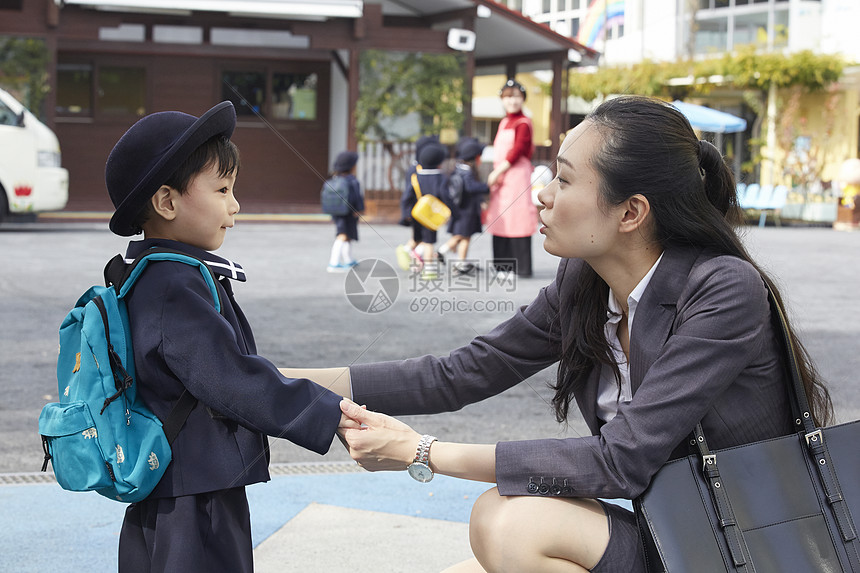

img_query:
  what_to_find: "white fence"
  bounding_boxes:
[356,141,418,197]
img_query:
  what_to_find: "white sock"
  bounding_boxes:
[329,239,344,266]
[341,240,354,264]
[438,244,451,255]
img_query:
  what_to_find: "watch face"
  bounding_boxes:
[407,462,433,483]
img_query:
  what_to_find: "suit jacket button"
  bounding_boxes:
[550,484,562,496]
[538,483,550,495]
[527,482,539,494]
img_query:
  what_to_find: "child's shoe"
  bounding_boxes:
[420,262,439,281]
[409,248,424,273]
[395,245,411,271]
[344,260,359,268]
[452,262,475,276]
[327,264,348,273]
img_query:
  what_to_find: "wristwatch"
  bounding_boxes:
[407,434,437,483]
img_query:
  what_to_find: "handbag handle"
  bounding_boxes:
[690,281,859,564]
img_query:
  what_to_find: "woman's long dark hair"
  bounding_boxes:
[552,96,832,427]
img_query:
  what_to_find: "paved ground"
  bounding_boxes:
[1,216,859,571]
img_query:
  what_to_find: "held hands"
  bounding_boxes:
[337,399,420,472]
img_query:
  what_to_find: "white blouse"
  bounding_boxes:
[595,253,664,422]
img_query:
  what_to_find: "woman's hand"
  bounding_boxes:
[337,399,421,472]
[487,160,511,188]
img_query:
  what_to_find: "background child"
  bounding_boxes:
[326,150,364,273]
[410,141,448,280]
[104,101,345,572]
[439,137,489,276]
[396,134,439,271]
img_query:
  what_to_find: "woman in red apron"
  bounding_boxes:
[486,79,538,277]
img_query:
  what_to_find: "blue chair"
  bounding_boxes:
[739,183,760,210]
[758,185,788,227]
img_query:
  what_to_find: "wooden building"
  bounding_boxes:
[1,0,596,213]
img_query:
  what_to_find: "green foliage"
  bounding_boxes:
[0,36,50,118]
[567,48,846,100]
[356,50,465,142]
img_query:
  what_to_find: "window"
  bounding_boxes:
[57,62,145,117]
[272,73,318,120]
[222,70,318,121]
[221,71,266,116]
[56,63,93,116]
[97,67,146,116]
[0,98,20,126]
[696,18,728,53]
[734,11,770,49]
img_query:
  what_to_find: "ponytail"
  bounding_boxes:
[698,140,738,222]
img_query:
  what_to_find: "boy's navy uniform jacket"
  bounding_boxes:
[124,238,341,499]
[445,163,488,237]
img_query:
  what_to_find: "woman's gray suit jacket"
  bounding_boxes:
[350,245,793,500]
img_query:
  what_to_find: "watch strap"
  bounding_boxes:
[413,434,437,466]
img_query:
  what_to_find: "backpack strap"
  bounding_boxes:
[411,172,422,199]
[102,248,227,444]
[104,254,128,290]
[162,389,197,445]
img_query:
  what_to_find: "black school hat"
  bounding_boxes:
[455,137,485,162]
[333,151,358,173]
[418,142,447,169]
[106,101,237,236]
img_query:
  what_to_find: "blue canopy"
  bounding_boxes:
[672,100,747,134]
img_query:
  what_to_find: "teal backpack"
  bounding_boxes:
[38,249,221,502]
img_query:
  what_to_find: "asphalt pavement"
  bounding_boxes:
[1,215,859,572]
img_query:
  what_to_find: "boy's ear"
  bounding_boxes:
[619,194,651,233]
[150,186,178,221]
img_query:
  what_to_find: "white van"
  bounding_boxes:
[0,88,68,220]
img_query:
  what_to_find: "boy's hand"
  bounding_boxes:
[337,399,420,471]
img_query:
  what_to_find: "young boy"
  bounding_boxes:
[438,137,489,276]
[326,150,364,272]
[104,101,345,572]
[409,141,448,280]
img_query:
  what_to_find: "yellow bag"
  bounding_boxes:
[410,172,450,231]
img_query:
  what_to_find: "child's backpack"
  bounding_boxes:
[320,175,352,216]
[410,172,451,231]
[447,170,466,208]
[38,249,221,503]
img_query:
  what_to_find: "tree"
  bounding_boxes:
[564,48,846,180]
[356,49,465,142]
[0,36,50,119]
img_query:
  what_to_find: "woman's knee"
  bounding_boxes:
[468,488,509,566]
[469,488,544,569]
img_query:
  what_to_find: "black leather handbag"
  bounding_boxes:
[635,290,860,572]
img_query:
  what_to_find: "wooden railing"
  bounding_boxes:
[356,141,555,199]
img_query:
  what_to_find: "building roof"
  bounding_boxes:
[62,0,599,69]
[369,0,598,68]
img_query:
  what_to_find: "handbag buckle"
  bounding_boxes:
[702,454,717,471]
[805,429,823,446]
